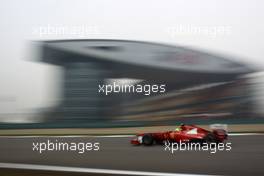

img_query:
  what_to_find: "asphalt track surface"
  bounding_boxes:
[0,135,263,176]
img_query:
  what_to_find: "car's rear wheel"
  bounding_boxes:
[142,134,154,146]
[204,133,217,143]
[189,138,203,144]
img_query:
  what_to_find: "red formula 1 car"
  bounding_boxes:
[131,124,228,145]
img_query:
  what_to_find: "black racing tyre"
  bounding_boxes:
[204,133,217,144]
[189,138,203,144]
[142,134,154,146]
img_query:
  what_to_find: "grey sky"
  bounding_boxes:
[0,0,263,114]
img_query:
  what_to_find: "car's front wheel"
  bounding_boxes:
[142,134,154,146]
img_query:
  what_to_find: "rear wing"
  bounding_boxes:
[209,124,228,132]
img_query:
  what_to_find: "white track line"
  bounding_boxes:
[94,135,135,138]
[0,133,263,138]
[0,135,135,138]
[0,162,215,176]
[228,133,264,136]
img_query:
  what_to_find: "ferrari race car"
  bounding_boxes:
[131,124,228,146]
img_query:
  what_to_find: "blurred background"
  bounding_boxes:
[0,0,263,130]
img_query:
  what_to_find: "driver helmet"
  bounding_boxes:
[175,123,185,131]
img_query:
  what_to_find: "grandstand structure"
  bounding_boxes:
[37,40,256,125]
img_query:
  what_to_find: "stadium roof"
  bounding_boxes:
[38,39,256,88]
